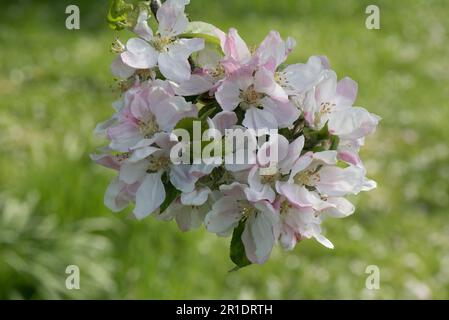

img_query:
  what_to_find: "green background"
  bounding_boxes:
[1,0,449,299]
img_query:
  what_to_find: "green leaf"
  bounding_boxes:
[199,103,220,121]
[180,33,221,47]
[330,135,340,151]
[229,220,252,271]
[159,179,181,214]
[181,21,222,47]
[107,0,134,30]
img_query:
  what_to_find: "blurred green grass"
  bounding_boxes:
[1,0,449,299]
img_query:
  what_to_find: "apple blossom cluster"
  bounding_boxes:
[93,0,380,269]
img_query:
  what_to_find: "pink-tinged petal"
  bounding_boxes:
[121,38,158,69]
[94,117,117,137]
[316,166,365,197]
[158,38,205,83]
[175,74,215,96]
[158,52,190,83]
[152,96,196,131]
[276,182,316,208]
[134,172,165,219]
[254,67,288,102]
[242,203,278,264]
[181,187,211,206]
[108,123,141,152]
[282,56,327,94]
[318,55,331,69]
[313,151,338,165]
[315,70,338,103]
[128,139,159,163]
[257,134,289,167]
[169,164,197,193]
[211,111,238,134]
[336,77,358,106]
[362,178,377,192]
[219,182,247,198]
[288,152,314,182]
[157,1,189,37]
[329,107,381,140]
[222,28,251,64]
[111,56,135,79]
[129,95,151,121]
[260,97,300,128]
[338,149,361,166]
[245,184,276,203]
[104,178,134,212]
[278,136,305,174]
[175,208,197,232]
[119,160,148,184]
[146,85,174,108]
[90,153,122,171]
[322,197,355,218]
[243,107,278,130]
[189,163,217,177]
[245,166,276,203]
[133,10,153,41]
[204,197,242,235]
[315,234,334,249]
[153,132,177,151]
[279,224,298,251]
[215,80,241,111]
[256,31,290,68]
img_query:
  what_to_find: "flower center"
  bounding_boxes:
[314,102,336,127]
[240,85,262,109]
[280,200,292,215]
[274,71,288,87]
[209,64,225,80]
[237,200,256,219]
[293,169,320,187]
[138,115,159,138]
[151,36,173,52]
[147,155,170,172]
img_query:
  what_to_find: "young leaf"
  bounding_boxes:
[229,220,252,271]
[159,180,181,214]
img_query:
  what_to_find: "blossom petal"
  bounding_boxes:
[243,107,278,130]
[111,56,135,79]
[254,67,288,102]
[242,203,277,264]
[133,10,153,41]
[222,28,251,64]
[211,111,238,133]
[119,160,148,184]
[336,77,358,106]
[204,197,242,235]
[170,164,197,193]
[175,74,215,96]
[158,38,204,82]
[181,187,211,206]
[329,107,381,140]
[121,38,158,69]
[104,178,134,212]
[157,1,189,37]
[215,80,242,111]
[260,97,299,128]
[134,172,165,219]
[152,96,196,131]
[278,136,305,174]
[316,165,365,197]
